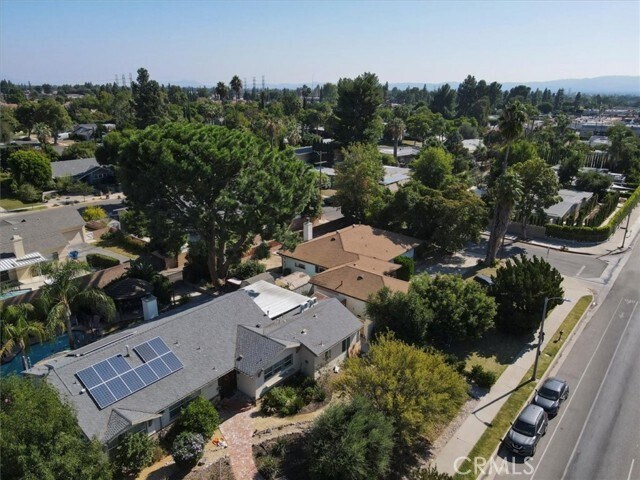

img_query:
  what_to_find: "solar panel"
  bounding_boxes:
[149,337,171,356]
[108,356,132,375]
[76,337,182,410]
[149,357,171,379]
[161,352,184,372]
[105,377,131,401]
[90,384,116,409]
[135,363,159,385]
[121,369,145,394]
[93,359,117,382]
[133,342,158,363]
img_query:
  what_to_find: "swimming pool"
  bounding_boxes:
[0,330,88,376]
[0,289,32,300]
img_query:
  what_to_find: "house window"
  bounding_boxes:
[315,266,326,273]
[294,262,306,269]
[324,349,331,361]
[264,354,293,381]
[0,270,9,283]
[342,337,351,353]
[169,395,196,420]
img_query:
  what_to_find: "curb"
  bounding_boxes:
[476,295,594,480]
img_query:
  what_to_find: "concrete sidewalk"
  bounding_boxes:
[434,277,591,476]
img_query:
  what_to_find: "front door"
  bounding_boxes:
[219,370,237,398]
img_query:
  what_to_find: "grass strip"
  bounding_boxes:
[453,295,593,480]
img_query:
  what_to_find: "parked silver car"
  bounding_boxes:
[533,377,569,415]
[505,404,548,456]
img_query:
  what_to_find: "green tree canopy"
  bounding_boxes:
[0,375,112,480]
[0,106,18,142]
[113,432,155,478]
[337,334,468,448]
[334,143,385,222]
[131,68,167,129]
[513,158,560,239]
[118,123,319,285]
[60,141,97,161]
[334,72,383,145]
[575,171,613,200]
[306,396,395,480]
[176,396,220,439]
[489,255,564,334]
[413,146,454,189]
[429,84,456,119]
[7,149,52,190]
[34,98,72,144]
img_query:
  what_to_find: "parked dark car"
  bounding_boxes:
[505,404,548,456]
[533,377,569,415]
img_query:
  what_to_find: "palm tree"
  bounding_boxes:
[387,118,405,163]
[32,261,116,349]
[230,76,243,101]
[0,303,47,359]
[265,116,282,149]
[485,101,528,265]
[33,122,50,145]
[485,170,523,265]
[498,101,527,171]
[215,82,228,102]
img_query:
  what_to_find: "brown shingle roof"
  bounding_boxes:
[281,225,421,269]
[310,265,409,302]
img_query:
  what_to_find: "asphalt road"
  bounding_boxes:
[502,242,609,280]
[495,238,640,480]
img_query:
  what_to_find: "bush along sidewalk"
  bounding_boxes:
[454,295,592,480]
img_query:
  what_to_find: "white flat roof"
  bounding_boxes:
[241,280,309,319]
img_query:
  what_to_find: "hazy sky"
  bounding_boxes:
[1,0,638,86]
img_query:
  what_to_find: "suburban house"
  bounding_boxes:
[51,158,115,186]
[544,189,595,225]
[71,124,98,141]
[314,165,411,192]
[0,208,85,287]
[378,145,420,166]
[280,224,421,277]
[310,264,409,319]
[24,288,361,448]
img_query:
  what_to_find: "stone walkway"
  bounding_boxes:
[219,398,263,480]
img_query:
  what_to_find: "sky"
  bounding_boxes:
[1,0,639,87]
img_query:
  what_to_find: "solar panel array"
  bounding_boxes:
[76,337,183,410]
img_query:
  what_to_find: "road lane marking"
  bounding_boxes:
[559,300,638,480]
[628,459,635,480]
[530,297,627,480]
[576,265,585,276]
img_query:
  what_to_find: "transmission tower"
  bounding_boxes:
[261,75,265,91]
[115,74,119,86]
[128,73,133,87]
[121,74,126,87]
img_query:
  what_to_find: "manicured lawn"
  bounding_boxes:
[454,295,593,480]
[0,198,43,211]
[449,327,530,377]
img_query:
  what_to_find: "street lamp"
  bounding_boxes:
[532,296,570,381]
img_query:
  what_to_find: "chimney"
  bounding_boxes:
[303,218,313,242]
[142,295,158,321]
[11,235,25,257]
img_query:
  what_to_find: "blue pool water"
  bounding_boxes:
[0,289,32,300]
[0,331,88,376]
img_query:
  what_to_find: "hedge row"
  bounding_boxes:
[546,186,640,242]
[86,253,120,269]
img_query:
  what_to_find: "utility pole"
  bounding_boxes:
[621,208,633,249]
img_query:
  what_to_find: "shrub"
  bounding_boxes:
[228,260,266,280]
[82,205,108,221]
[271,437,288,457]
[114,431,155,478]
[86,253,120,270]
[257,454,280,480]
[175,396,220,439]
[252,242,271,260]
[408,465,454,480]
[469,365,498,389]
[171,431,205,468]
[151,274,172,305]
[17,183,41,203]
[260,386,304,416]
[393,255,414,281]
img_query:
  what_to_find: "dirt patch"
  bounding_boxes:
[253,433,309,480]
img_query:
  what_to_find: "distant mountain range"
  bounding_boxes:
[174,75,639,95]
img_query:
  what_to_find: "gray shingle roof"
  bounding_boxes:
[0,207,85,256]
[266,298,363,356]
[27,292,271,442]
[235,326,293,376]
[51,158,101,178]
